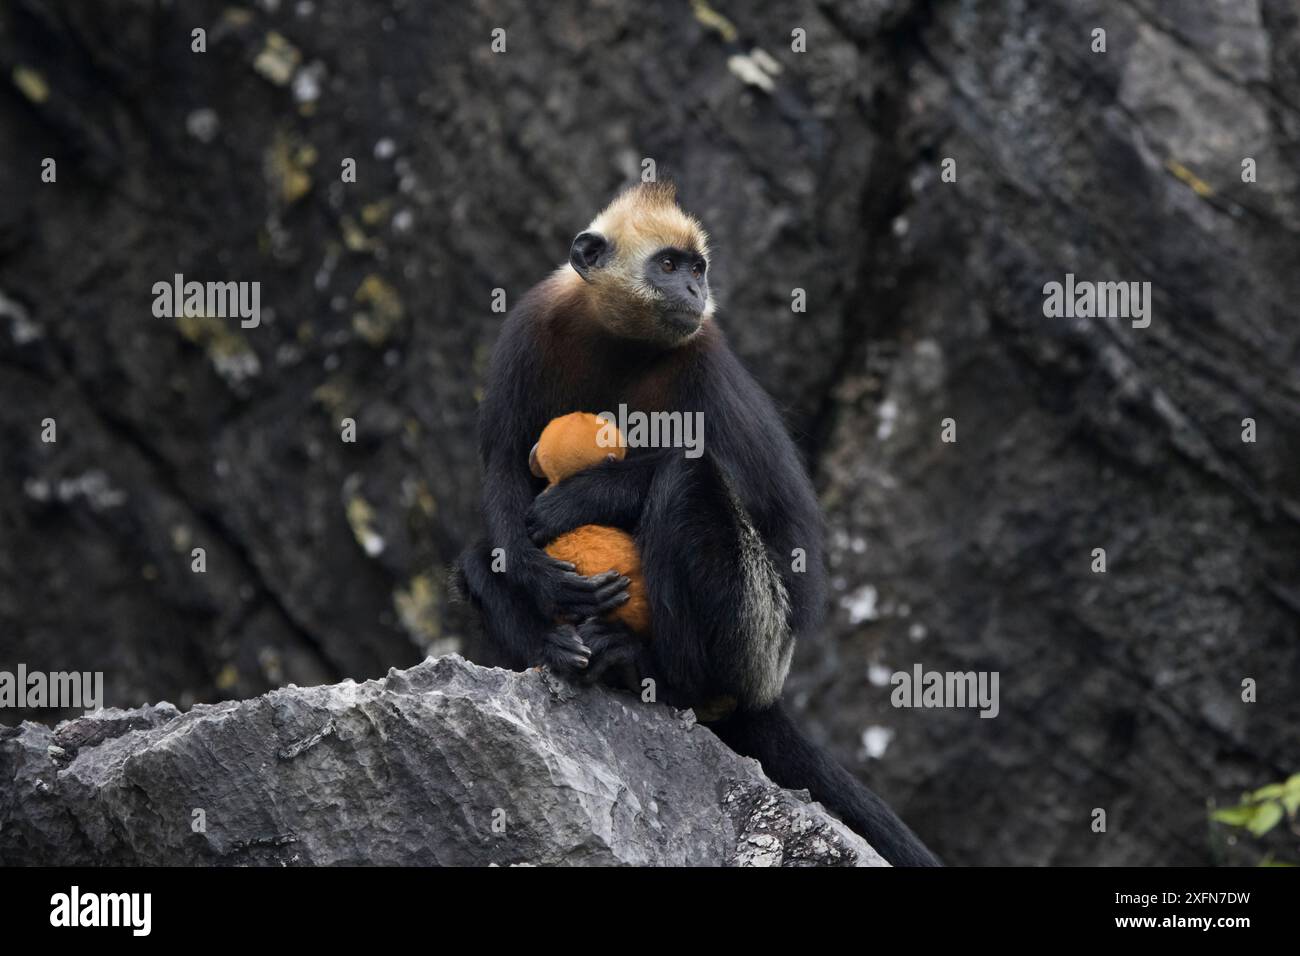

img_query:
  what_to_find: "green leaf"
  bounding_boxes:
[1246,801,1284,837]
[1211,805,1258,827]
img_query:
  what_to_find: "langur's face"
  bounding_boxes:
[640,246,709,338]
[569,230,712,346]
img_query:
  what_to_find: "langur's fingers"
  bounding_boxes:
[546,648,590,671]
[582,635,644,685]
[562,569,621,594]
[590,576,630,604]
[542,627,591,671]
[560,650,590,670]
[565,590,630,620]
[546,627,589,656]
[591,588,631,617]
[558,569,611,595]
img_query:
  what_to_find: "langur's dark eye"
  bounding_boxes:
[691,262,703,278]
[660,257,675,273]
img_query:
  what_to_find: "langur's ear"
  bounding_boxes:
[570,232,609,281]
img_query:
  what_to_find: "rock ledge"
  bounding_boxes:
[0,656,884,866]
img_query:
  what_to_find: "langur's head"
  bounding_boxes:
[566,182,713,345]
[529,412,627,486]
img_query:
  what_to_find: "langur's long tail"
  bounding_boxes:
[708,702,941,867]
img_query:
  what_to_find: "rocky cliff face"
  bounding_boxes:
[0,656,885,866]
[0,0,1295,865]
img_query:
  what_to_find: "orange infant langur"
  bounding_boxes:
[529,412,650,637]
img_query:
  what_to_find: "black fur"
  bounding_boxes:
[455,263,939,866]
[710,703,941,866]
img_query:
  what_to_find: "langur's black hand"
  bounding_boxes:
[526,482,587,546]
[526,553,629,621]
[527,457,655,545]
[553,569,630,621]
[576,618,645,685]
[538,623,590,673]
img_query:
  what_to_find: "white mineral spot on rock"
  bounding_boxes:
[54,470,127,510]
[876,397,898,440]
[0,291,41,343]
[867,663,892,687]
[213,349,261,384]
[860,724,894,760]
[726,52,777,93]
[840,584,879,624]
[22,478,50,501]
[292,62,325,104]
[186,108,220,143]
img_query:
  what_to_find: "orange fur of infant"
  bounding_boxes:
[533,413,650,637]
